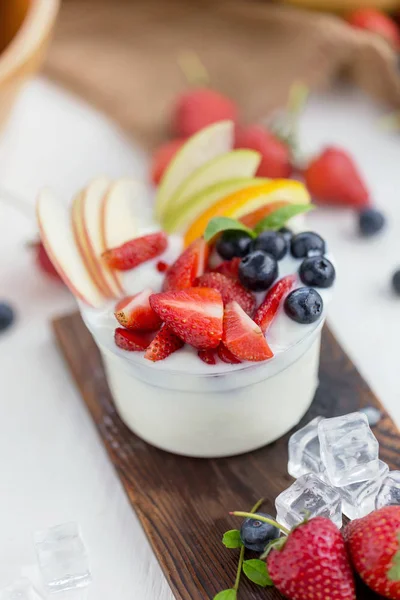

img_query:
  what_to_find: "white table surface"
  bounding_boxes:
[0,77,399,599]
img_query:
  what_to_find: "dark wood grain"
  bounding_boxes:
[53,312,400,600]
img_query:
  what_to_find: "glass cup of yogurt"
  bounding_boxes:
[80,238,334,458]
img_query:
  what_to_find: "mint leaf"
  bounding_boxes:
[222,529,243,549]
[254,204,313,234]
[243,559,273,587]
[213,589,237,600]
[388,532,400,581]
[204,217,255,242]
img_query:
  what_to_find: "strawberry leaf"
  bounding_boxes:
[204,217,256,242]
[243,559,273,587]
[388,532,400,581]
[222,529,243,549]
[213,589,237,600]
[254,204,313,234]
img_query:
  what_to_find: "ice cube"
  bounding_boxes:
[0,579,44,600]
[288,416,325,479]
[34,522,92,592]
[275,473,342,531]
[376,471,400,509]
[318,412,380,487]
[339,460,389,520]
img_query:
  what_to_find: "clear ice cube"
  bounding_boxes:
[275,473,342,531]
[376,471,400,509]
[318,412,380,487]
[339,460,389,520]
[288,416,325,479]
[0,579,44,600]
[34,522,92,592]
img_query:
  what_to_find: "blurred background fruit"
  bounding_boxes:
[282,0,400,12]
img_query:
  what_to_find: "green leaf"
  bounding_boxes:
[222,529,243,549]
[204,217,255,242]
[243,559,273,587]
[213,589,237,600]
[388,532,400,581]
[254,203,313,234]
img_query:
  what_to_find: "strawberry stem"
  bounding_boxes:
[232,498,265,593]
[177,50,209,87]
[230,512,290,536]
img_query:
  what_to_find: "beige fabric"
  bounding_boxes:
[44,0,400,151]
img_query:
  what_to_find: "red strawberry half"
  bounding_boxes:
[114,327,154,351]
[268,517,356,600]
[305,147,370,209]
[150,287,223,349]
[213,257,241,281]
[254,275,296,333]
[102,232,168,271]
[114,288,162,331]
[222,301,273,362]
[172,88,238,137]
[217,343,241,364]
[345,505,400,599]
[163,238,209,291]
[144,325,184,362]
[198,349,216,365]
[195,272,255,315]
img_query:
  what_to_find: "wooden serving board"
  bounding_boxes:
[53,312,400,600]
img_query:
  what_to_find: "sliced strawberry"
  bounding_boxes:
[163,238,209,291]
[213,257,241,281]
[102,232,168,271]
[223,301,273,362]
[254,275,296,333]
[114,327,153,351]
[144,325,184,362]
[150,287,223,349]
[217,343,241,364]
[114,288,162,331]
[195,272,255,316]
[198,349,216,365]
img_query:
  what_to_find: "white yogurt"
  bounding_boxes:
[80,232,334,457]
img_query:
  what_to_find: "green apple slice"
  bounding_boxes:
[155,120,234,221]
[166,149,261,220]
[164,177,269,234]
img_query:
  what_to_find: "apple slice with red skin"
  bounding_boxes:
[36,188,106,307]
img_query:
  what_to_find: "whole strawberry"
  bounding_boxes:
[172,88,238,137]
[345,506,400,599]
[150,138,185,186]
[268,517,356,600]
[235,125,292,179]
[305,147,370,209]
[347,9,400,50]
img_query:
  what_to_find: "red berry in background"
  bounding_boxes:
[150,138,186,186]
[172,88,238,137]
[34,241,62,282]
[347,8,400,49]
[304,147,370,209]
[235,125,292,179]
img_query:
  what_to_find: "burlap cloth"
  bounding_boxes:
[44,0,400,151]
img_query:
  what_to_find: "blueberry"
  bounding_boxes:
[284,287,323,324]
[216,230,252,260]
[299,256,336,288]
[239,251,278,291]
[392,269,400,296]
[279,227,293,244]
[0,302,15,333]
[358,208,385,237]
[251,231,287,260]
[291,232,325,259]
[240,512,280,552]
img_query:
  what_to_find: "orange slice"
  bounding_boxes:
[240,201,289,228]
[184,179,310,246]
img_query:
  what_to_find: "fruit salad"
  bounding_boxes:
[37,120,336,457]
